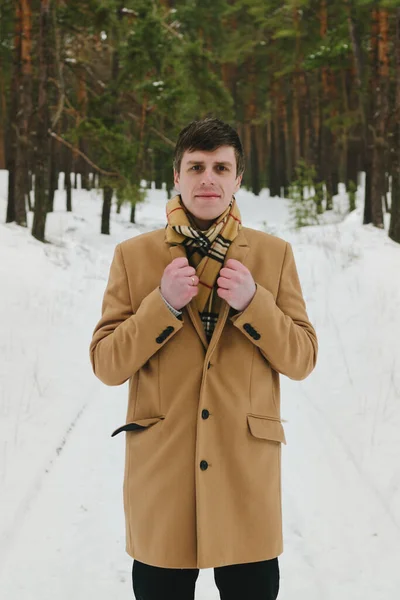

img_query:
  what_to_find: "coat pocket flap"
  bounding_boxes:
[247,414,286,444]
[111,416,164,437]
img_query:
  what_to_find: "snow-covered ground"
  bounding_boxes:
[0,171,399,599]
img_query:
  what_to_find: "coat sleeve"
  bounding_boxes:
[89,244,183,386]
[230,242,318,380]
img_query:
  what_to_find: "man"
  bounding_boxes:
[89,117,318,599]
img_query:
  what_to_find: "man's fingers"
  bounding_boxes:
[171,257,189,267]
[225,259,246,271]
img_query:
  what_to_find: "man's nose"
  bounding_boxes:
[200,168,216,184]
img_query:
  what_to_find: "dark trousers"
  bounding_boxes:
[132,557,280,600]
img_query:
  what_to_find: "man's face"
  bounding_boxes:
[173,145,242,230]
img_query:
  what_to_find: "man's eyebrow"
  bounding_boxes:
[186,160,233,167]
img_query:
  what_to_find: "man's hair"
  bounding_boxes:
[173,117,245,177]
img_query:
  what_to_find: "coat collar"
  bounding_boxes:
[164,227,250,354]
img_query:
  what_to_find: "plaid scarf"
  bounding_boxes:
[165,194,242,343]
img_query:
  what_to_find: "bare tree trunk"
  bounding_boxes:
[14,0,33,227]
[47,134,60,212]
[370,8,388,228]
[130,202,136,224]
[77,73,90,190]
[101,185,112,234]
[250,125,260,195]
[269,114,281,197]
[5,7,20,223]
[0,60,6,169]
[344,0,372,224]
[32,0,52,242]
[389,8,400,243]
[319,0,333,210]
[280,89,291,192]
[65,146,72,212]
[99,3,123,234]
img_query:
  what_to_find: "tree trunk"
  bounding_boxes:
[14,0,33,227]
[65,147,72,212]
[250,125,260,195]
[0,60,6,169]
[32,0,52,242]
[47,134,58,212]
[154,148,164,189]
[101,185,112,234]
[280,88,291,190]
[344,0,371,224]
[6,82,17,223]
[370,8,388,229]
[389,8,400,243]
[98,2,124,234]
[26,170,33,211]
[269,117,281,197]
[130,202,136,224]
[319,0,333,210]
[6,5,21,223]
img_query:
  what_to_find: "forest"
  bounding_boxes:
[1,0,399,243]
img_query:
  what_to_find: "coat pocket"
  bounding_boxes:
[111,416,165,437]
[247,414,286,445]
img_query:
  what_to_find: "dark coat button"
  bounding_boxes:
[243,323,252,333]
[202,409,209,419]
[156,336,164,344]
[200,460,208,471]
[253,332,261,340]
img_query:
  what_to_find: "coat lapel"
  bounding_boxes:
[166,228,250,352]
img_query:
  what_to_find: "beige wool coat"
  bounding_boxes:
[89,225,318,569]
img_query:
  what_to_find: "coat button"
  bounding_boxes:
[201,409,209,419]
[200,460,208,471]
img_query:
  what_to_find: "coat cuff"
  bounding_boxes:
[229,283,275,340]
[159,288,183,320]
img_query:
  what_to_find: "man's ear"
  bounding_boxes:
[234,174,243,193]
[173,169,180,190]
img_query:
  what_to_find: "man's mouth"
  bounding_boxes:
[195,193,221,198]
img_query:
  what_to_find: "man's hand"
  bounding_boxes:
[217,259,256,312]
[160,257,199,311]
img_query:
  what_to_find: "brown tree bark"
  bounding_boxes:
[0,61,6,169]
[14,0,32,227]
[370,8,388,229]
[280,86,291,191]
[64,140,73,212]
[47,134,59,212]
[6,61,17,223]
[389,8,400,243]
[32,0,52,242]
[319,0,333,210]
[77,71,90,190]
[101,185,112,235]
[100,3,123,233]
[292,7,301,171]
[344,0,372,223]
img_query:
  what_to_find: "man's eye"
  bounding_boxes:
[217,165,227,171]
[191,165,201,171]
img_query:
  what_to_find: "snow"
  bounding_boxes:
[0,170,399,599]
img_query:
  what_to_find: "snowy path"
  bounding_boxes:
[1,179,399,598]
